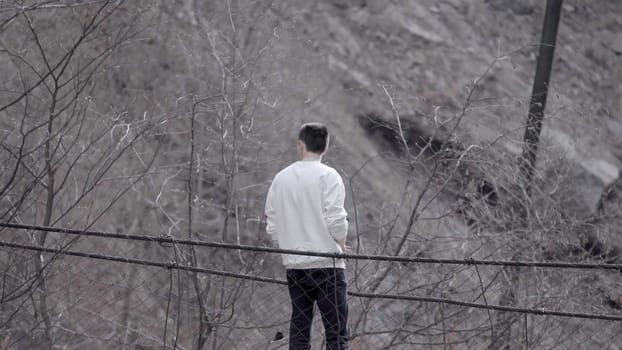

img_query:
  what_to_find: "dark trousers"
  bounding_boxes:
[286,268,349,350]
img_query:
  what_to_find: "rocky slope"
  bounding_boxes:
[1,0,622,349]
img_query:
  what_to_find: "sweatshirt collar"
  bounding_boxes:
[296,159,321,164]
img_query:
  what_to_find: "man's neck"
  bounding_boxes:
[300,153,322,162]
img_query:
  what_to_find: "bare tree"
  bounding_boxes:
[0,1,160,348]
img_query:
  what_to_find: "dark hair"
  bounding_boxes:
[299,123,329,154]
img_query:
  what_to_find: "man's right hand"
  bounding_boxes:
[336,240,351,253]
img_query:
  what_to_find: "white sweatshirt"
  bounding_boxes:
[265,160,348,269]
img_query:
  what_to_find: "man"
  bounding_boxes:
[265,122,350,350]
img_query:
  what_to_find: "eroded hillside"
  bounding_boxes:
[1,0,621,349]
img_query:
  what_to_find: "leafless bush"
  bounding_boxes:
[0,2,620,350]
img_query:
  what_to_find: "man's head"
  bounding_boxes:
[298,122,329,159]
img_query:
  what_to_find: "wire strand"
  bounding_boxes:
[2,222,620,271]
[1,240,621,322]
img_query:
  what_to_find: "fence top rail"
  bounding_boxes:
[1,222,621,271]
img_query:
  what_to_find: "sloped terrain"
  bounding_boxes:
[1,0,621,349]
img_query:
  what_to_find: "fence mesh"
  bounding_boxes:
[1,224,621,349]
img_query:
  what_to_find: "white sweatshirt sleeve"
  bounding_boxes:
[322,171,348,241]
[265,180,277,240]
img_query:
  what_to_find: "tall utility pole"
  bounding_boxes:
[501,3,564,347]
[519,0,563,195]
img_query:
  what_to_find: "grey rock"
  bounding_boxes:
[603,32,622,54]
[543,129,621,219]
[486,0,534,16]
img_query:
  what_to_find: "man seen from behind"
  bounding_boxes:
[265,123,350,350]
